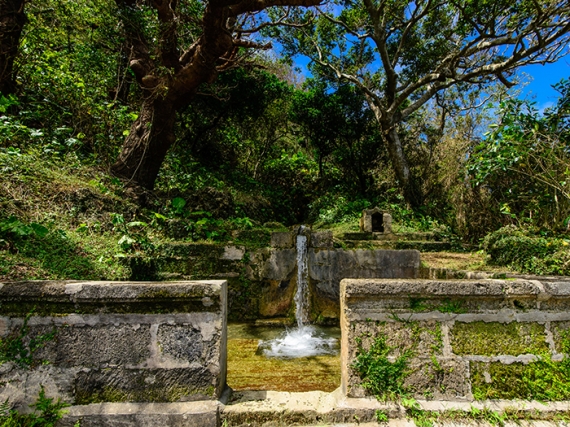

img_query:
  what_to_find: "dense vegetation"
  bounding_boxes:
[0,0,569,279]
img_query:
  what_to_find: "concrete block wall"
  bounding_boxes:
[132,232,420,323]
[340,278,570,401]
[0,280,227,410]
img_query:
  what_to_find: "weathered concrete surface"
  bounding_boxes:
[309,250,420,321]
[50,390,570,426]
[59,401,219,427]
[129,232,421,322]
[360,208,392,234]
[340,278,570,400]
[238,243,420,322]
[0,281,227,410]
[221,390,570,427]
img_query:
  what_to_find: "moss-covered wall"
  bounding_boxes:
[341,278,570,401]
[129,231,420,323]
[0,280,227,410]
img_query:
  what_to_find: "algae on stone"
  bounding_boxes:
[471,359,570,401]
[451,321,548,356]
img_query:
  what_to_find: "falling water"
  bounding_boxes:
[259,226,338,358]
[294,228,310,327]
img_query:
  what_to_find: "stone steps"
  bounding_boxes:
[220,390,570,427]
[56,390,570,426]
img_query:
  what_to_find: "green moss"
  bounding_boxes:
[471,358,570,401]
[76,384,213,404]
[451,322,548,356]
[438,298,466,313]
[81,386,131,403]
[0,298,219,316]
[428,324,443,354]
[234,229,272,249]
[227,275,261,321]
[408,298,466,313]
[551,322,570,353]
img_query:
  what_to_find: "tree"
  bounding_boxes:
[289,81,384,195]
[0,0,26,95]
[468,79,570,229]
[272,0,570,206]
[110,0,321,191]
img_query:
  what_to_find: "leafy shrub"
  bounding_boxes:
[351,335,412,400]
[482,225,570,275]
[0,311,56,369]
[309,194,372,225]
[0,387,70,427]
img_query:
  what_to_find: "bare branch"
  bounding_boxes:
[228,0,321,17]
[232,39,272,49]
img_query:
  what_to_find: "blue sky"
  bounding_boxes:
[290,52,569,111]
[519,58,570,113]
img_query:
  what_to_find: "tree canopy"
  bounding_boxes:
[271,0,570,205]
[0,0,569,237]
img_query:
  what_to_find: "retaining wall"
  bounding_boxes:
[0,280,227,411]
[147,232,420,323]
[340,278,570,400]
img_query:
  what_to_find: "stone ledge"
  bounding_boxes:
[341,278,570,300]
[0,280,226,315]
[58,401,219,427]
[52,393,570,426]
[222,390,570,427]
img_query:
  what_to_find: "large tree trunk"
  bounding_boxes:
[111,0,320,192]
[0,0,25,95]
[111,97,176,190]
[383,125,423,208]
[366,97,423,207]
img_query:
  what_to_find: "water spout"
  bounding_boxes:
[294,228,309,327]
[259,225,338,358]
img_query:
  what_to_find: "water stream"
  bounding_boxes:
[258,227,338,358]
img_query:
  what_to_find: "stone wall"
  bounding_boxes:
[147,232,420,323]
[340,278,570,400]
[0,280,227,410]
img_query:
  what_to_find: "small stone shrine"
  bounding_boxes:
[359,207,392,234]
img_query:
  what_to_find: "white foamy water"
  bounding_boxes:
[259,325,338,358]
[259,227,339,358]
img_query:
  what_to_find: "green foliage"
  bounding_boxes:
[0,387,69,427]
[309,195,371,225]
[471,329,570,401]
[402,398,437,427]
[0,311,56,369]
[482,225,570,275]
[352,335,412,400]
[375,409,389,423]
[0,217,49,241]
[468,85,570,230]
[110,213,154,253]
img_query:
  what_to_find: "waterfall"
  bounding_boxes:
[294,230,310,327]
[258,225,338,358]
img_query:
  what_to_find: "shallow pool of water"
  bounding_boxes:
[226,323,341,392]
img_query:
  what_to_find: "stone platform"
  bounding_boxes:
[57,389,570,426]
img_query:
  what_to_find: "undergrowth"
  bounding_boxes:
[351,335,413,400]
[0,387,72,427]
[0,310,56,368]
[0,148,275,280]
[483,225,570,275]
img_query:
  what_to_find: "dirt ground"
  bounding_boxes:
[421,251,520,274]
